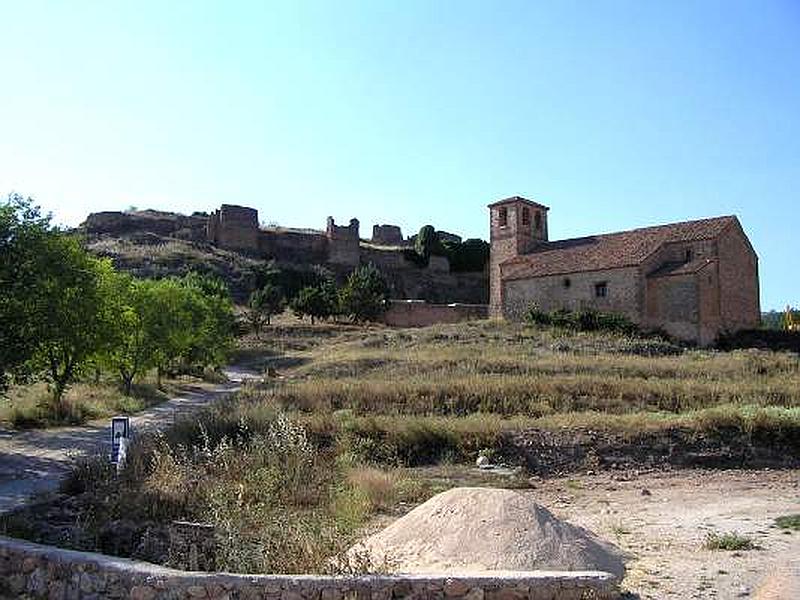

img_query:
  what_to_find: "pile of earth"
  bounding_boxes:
[349,487,625,580]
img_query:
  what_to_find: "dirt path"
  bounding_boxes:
[525,469,800,599]
[0,366,257,515]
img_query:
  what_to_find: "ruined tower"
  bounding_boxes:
[488,196,549,317]
[206,204,260,252]
[326,217,361,266]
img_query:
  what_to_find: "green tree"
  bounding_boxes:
[338,264,389,323]
[291,286,332,324]
[179,273,235,371]
[102,275,158,395]
[415,225,444,261]
[31,237,118,408]
[0,194,54,389]
[248,283,285,336]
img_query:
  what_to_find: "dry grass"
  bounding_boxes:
[254,320,800,422]
[7,318,799,576]
[0,380,170,429]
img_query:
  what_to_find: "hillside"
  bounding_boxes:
[81,208,488,304]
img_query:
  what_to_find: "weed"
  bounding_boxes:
[775,514,800,531]
[704,531,755,551]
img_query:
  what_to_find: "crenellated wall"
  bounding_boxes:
[82,205,489,306]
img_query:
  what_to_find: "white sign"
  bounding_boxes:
[110,416,131,467]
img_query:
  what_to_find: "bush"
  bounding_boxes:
[338,264,389,322]
[291,284,337,324]
[717,329,800,353]
[775,514,800,531]
[443,239,489,273]
[704,531,755,551]
[525,307,639,335]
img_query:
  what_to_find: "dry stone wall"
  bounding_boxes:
[0,535,619,600]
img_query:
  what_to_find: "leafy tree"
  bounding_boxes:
[415,225,445,261]
[444,238,490,272]
[103,274,158,395]
[248,283,285,336]
[291,285,333,324]
[0,194,54,390]
[338,264,389,323]
[178,273,235,371]
[30,236,118,408]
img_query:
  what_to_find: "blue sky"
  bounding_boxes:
[1,1,798,309]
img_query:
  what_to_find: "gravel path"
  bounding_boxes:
[0,366,257,515]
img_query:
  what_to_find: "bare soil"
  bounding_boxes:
[513,468,799,599]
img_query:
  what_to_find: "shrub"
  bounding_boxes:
[704,531,755,551]
[775,514,800,531]
[291,284,337,324]
[338,264,389,322]
[525,307,639,335]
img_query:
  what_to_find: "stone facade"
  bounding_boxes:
[489,196,760,345]
[0,535,620,600]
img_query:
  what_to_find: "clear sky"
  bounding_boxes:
[1,1,798,310]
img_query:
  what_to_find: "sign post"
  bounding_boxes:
[110,416,131,471]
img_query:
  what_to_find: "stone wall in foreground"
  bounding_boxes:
[0,535,619,600]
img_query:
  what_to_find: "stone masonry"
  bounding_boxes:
[489,196,760,345]
[0,535,620,600]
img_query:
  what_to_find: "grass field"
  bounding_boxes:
[4,315,799,575]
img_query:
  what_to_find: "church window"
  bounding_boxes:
[498,207,508,227]
[595,282,608,298]
[522,207,530,225]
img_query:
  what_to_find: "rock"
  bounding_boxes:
[130,585,158,600]
[444,579,471,597]
[641,488,652,496]
[476,455,492,469]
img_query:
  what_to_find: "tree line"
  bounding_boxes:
[0,195,234,410]
[248,263,390,334]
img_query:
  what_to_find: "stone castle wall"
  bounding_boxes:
[82,205,489,305]
[0,535,619,600]
[372,224,405,246]
[207,205,260,252]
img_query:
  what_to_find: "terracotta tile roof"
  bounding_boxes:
[502,215,737,279]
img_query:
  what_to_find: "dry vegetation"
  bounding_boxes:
[0,379,169,429]
[4,316,800,575]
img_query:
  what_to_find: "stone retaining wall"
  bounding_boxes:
[0,536,619,600]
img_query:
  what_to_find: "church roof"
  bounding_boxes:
[501,215,738,279]
[488,196,550,210]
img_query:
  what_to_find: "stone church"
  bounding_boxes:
[489,196,760,345]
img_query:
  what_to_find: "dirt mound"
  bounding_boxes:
[350,487,625,579]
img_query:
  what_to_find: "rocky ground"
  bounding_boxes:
[523,468,800,599]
